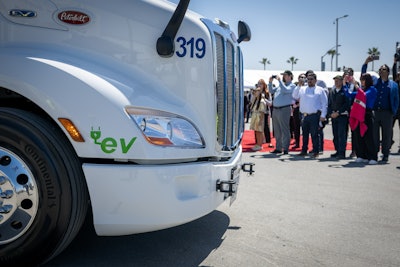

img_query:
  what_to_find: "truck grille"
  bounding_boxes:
[215,33,244,151]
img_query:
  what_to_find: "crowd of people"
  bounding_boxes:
[244,55,400,165]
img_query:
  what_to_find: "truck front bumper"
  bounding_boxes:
[82,148,242,236]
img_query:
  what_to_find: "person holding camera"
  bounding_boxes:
[268,70,296,154]
[361,56,399,162]
[346,73,378,164]
[343,68,358,158]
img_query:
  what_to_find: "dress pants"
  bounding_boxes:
[331,115,348,156]
[272,106,291,152]
[301,113,319,154]
[373,110,394,157]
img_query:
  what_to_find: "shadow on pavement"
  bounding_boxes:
[44,210,231,267]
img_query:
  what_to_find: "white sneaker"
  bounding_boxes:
[368,160,378,165]
[355,158,368,163]
[252,145,262,151]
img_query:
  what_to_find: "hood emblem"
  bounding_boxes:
[9,9,37,18]
[58,10,90,25]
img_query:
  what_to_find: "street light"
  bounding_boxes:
[334,14,348,71]
[321,45,340,71]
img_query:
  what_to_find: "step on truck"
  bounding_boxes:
[0,0,252,265]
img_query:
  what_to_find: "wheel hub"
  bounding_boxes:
[0,147,38,245]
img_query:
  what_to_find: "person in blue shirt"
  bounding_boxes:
[268,70,296,154]
[361,56,399,162]
[346,73,378,164]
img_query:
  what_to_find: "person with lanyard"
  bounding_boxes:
[361,56,399,162]
[268,70,296,154]
[292,72,328,158]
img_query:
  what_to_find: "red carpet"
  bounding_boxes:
[242,130,352,153]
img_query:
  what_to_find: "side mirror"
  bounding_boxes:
[237,21,251,43]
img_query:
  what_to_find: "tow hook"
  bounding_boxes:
[241,162,255,175]
[216,179,236,196]
[216,162,255,196]
[216,166,240,196]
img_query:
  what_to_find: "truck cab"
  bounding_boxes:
[0,0,251,265]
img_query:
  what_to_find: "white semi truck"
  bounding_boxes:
[0,0,252,265]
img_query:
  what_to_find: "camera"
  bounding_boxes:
[371,54,379,60]
[271,75,277,79]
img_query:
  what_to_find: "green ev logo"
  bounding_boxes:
[90,127,137,154]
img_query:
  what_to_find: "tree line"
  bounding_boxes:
[259,47,380,71]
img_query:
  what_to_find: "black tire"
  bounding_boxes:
[0,108,89,266]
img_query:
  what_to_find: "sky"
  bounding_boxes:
[168,0,399,73]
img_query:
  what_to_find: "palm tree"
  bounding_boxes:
[286,56,298,71]
[259,58,271,70]
[367,47,380,71]
[327,49,336,71]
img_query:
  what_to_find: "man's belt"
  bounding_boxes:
[273,105,291,109]
[302,112,317,117]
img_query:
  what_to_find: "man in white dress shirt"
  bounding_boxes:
[292,72,328,158]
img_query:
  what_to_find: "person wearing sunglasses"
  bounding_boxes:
[361,56,399,162]
[292,72,328,158]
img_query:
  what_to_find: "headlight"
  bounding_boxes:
[126,107,205,148]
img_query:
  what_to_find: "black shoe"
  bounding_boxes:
[349,151,356,158]
[283,150,289,155]
[330,152,338,158]
[297,151,307,156]
[336,154,346,159]
[311,153,319,158]
[381,156,388,162]
[271,149,282,154]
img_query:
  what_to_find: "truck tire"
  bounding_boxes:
[0,108,89,266]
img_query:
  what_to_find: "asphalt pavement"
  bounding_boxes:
[44,122,400,267]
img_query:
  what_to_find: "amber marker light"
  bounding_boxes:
[58,118,85,142]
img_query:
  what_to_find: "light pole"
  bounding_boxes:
[321,45,340,71]
[335,14,348,71]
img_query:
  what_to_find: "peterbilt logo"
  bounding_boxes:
[9,9,36,18]
[58,11,90,25]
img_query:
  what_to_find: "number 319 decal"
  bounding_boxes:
[176,37,206,59]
